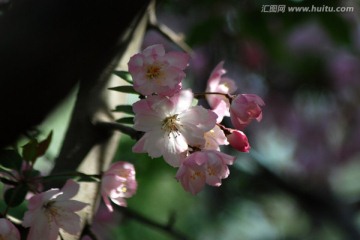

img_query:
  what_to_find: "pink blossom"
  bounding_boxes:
[230,94,265,130]
[128,44,189,96]
[101,161,137,212]
[226,129,250,152]
[176,150,235,195]
[204,125,229,151]
[22,180,88,240]
[132,90,217,167]
[206,61,237,122]
[0,218,20,240]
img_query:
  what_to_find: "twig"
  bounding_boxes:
[81,223,99,240]
[147,1,193,55]
[118,206,189,240]
[95,121,141,140]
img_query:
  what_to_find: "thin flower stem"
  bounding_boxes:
[38,172,101,183]
[193,92,234,102]
[147,1,193,55]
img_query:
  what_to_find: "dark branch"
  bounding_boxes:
[96,121,141,140]
[118,207,189,240]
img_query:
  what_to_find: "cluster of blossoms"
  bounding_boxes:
[0,43,264,240]
[128,44,264,194]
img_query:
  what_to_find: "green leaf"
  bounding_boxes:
[112,105,134,114]
[22,139,38,163]
[116,117,134,124]
[0,149,23,171]
[22,131,53,164]
[108,85,138,94]
[0,177,17,186]
[113,70,133,84]
[4,184,28,207]
[37,130,53,158]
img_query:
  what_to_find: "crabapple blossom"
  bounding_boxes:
[204,125,229,151]
[132,89,217,167]
[230,94,265,130]
[0,218,20,240]
[128,44,189,96]
[22,179,88,240]
[101,161,137,212]
[226,129,250,152]
[176,150,235,195]
[206,61,237,122]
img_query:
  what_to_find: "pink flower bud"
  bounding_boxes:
[227,129,250,152]
[230,94,265,130]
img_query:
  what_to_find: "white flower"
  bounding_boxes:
[132,90,217,167]
[22,180,88,240]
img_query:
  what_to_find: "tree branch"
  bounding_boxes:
[119,207,189,240]
[95,121,140,140]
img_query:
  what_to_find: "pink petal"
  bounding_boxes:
[0,218,20,240]
[176,161,206,195]
[206,61,226,91]
[218,77,237,93]
[26,211,59,240]
[211,100,229,123]
[55,200,88,212]
[171,89,194,114]
[204,125,229,150]
[54,210,82,235]
[144,131,168,158]
[110,196,128,207]
[142,44,165,58]
[132,135,146,154]
[165,51,190,69]
[102,194,114,212]
[27,189,60,210]
[22,208,41,228]
[56,179,80,201]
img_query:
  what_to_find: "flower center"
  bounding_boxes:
[146,64,162,80]
[207,166,216,176]
[43,201,60,221]
[190,170,205,181]
[162,115,180,133]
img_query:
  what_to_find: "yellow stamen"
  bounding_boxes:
[146,65,162,80]
[162,115,180,133]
